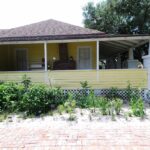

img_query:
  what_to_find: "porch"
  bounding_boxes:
[0,69,147,89]
[0,36,149,72]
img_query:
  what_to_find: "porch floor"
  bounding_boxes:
[0,69,148,89]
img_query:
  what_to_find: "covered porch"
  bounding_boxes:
[0,35,150,72]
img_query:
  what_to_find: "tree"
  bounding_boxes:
[116,0,150,34]
[83,0,150,62]
[83,0,150,34]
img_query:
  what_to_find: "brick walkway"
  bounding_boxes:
[0,120,150,150]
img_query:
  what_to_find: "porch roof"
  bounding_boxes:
[0,19,149,44]
[99,37,149,57]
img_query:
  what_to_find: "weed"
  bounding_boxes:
[0,113,8,122]
[68,114,77,121]
[57,105,65,115]
[21,74,31,90]
[130,97,145,118]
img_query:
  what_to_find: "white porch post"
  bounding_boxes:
[96,40,99,70]
[128,48,134,60]
[127,48,138,68]
[142,40,150,68]
[148,69,150,90]
[44,42,48,71]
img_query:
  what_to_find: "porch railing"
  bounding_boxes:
[0,69,148,89]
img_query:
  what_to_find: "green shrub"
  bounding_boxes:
[21,84,65,116]
[76,81,94,108]
[126,82,141,101]
[106,87,119,100]
[80,81,90,89]
[0,82,24,112]
[113,98,123,115]
[47,87,65,107]
[64,94,76,114]
[98,97,110,115]
[21,74,31,90]
[130,97,145,118]
[98,97,123,116]
[0,80,4,85]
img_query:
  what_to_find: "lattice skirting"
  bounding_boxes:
[63,89,150,102]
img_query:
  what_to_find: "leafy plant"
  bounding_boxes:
[20,84,65,116]
[68,114,77,121]
[21,74,31,90]
[64,94,76,114]
[130,97,145,118]
[57,105,65,115]
[63,93,77,121]
[98,97,110,115]
[0,82,23,112]
[76,81,92,108]
[0,80,4,85]
[126,82,141,101]
[0,113,8,122]
[106,87,119,100]
[113,98,123,115]
[80,81,90,89]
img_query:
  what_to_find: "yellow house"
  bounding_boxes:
[0,19,150,90]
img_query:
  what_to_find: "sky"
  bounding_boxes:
[0,0,102,29]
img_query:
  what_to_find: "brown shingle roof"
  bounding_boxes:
[0,19,105,42]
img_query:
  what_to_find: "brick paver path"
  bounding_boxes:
[0,120,150,150]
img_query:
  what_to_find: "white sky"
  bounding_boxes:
[0,0,102,29]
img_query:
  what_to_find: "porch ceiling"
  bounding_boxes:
[100,39,148,57]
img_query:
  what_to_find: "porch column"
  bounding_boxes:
[44,42,48,71]
[142,40,150,68]
[96,40,99,70]
[128,48,134,60]
[127,48,138,68]
[148,69,150,90]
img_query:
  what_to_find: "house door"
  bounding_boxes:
[78,47,92,69]
[16,49,28,71]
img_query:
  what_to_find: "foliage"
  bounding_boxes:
[98,97,123,116]
[0,82,24,112]
[0,112,8,122]
[113,98,123,115]
[21,74,31,90]
[83,0,150,34]
[115,0,150,34]
[80,81,91,89]
[106,87,119,99]
[57,105,65,115]
[109,98,123,115]
[68,114,77,121]
[64,94,76,114]
[98,97,110,115]
[130,97,145,118]
[126,82,141,101]
[21,84,65,116]
[75,81,91,108]
[83,0,150,60]
[0,80,4,85]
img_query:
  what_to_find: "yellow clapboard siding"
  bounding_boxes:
[49,69,148,89]
[0,69,148,89]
